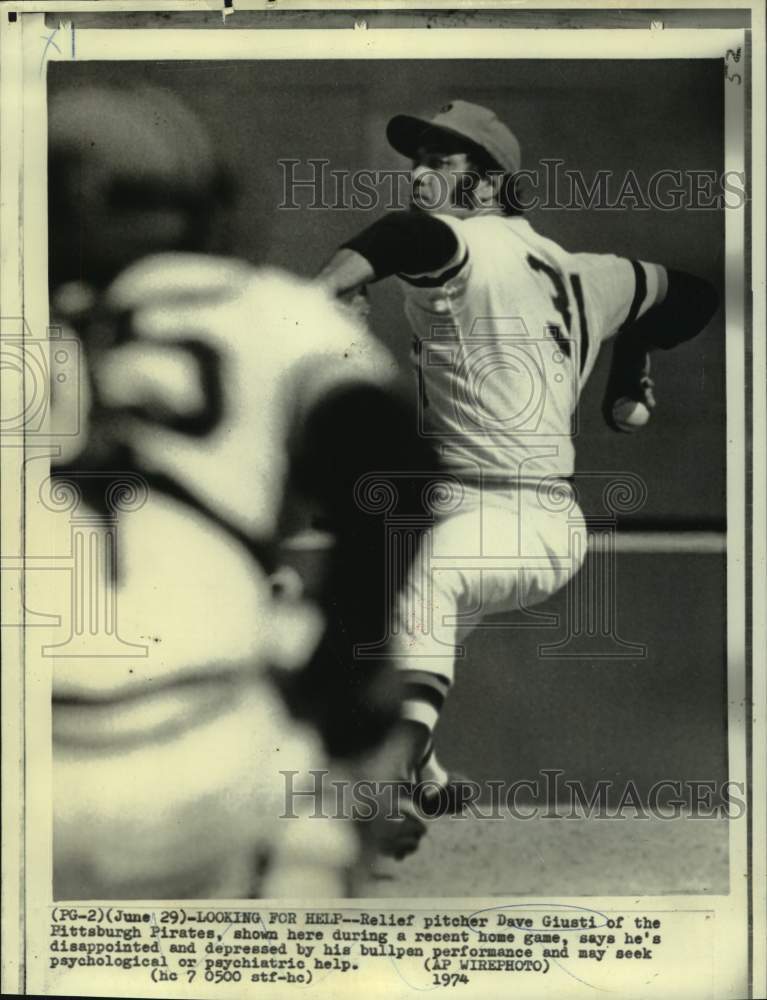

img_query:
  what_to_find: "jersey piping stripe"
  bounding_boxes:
[404,682,449,712]
[435,475,576,492]
[398,250,469,288]
[402,670,452,695]
[623,260,648,328]
[570,273,589,375]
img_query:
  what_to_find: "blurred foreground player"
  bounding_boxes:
[48,84,433,897]
[317,100,719,855]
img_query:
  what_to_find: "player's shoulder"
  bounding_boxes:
[105,252,365,340]
[429,211,521,233]
[105,252,254,310]
[449,212,545,252]
[106,251,330,311]
[103,251,395,386]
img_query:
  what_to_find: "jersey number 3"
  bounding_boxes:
[526,253,589,374]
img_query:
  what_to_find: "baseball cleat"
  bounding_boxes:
[413,744,475,817]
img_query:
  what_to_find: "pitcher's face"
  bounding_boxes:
[410,149,477,217]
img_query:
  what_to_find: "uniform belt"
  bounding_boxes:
[445,474,575,492]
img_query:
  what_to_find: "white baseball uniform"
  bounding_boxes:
[392,214,663,721]
[49,253,394,898]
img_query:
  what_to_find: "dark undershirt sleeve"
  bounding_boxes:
[623,268,719,350]
[342,211,459,280]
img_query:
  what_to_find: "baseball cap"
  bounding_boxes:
[387,100,521,175]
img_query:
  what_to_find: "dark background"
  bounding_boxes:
[49,59,728,795]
